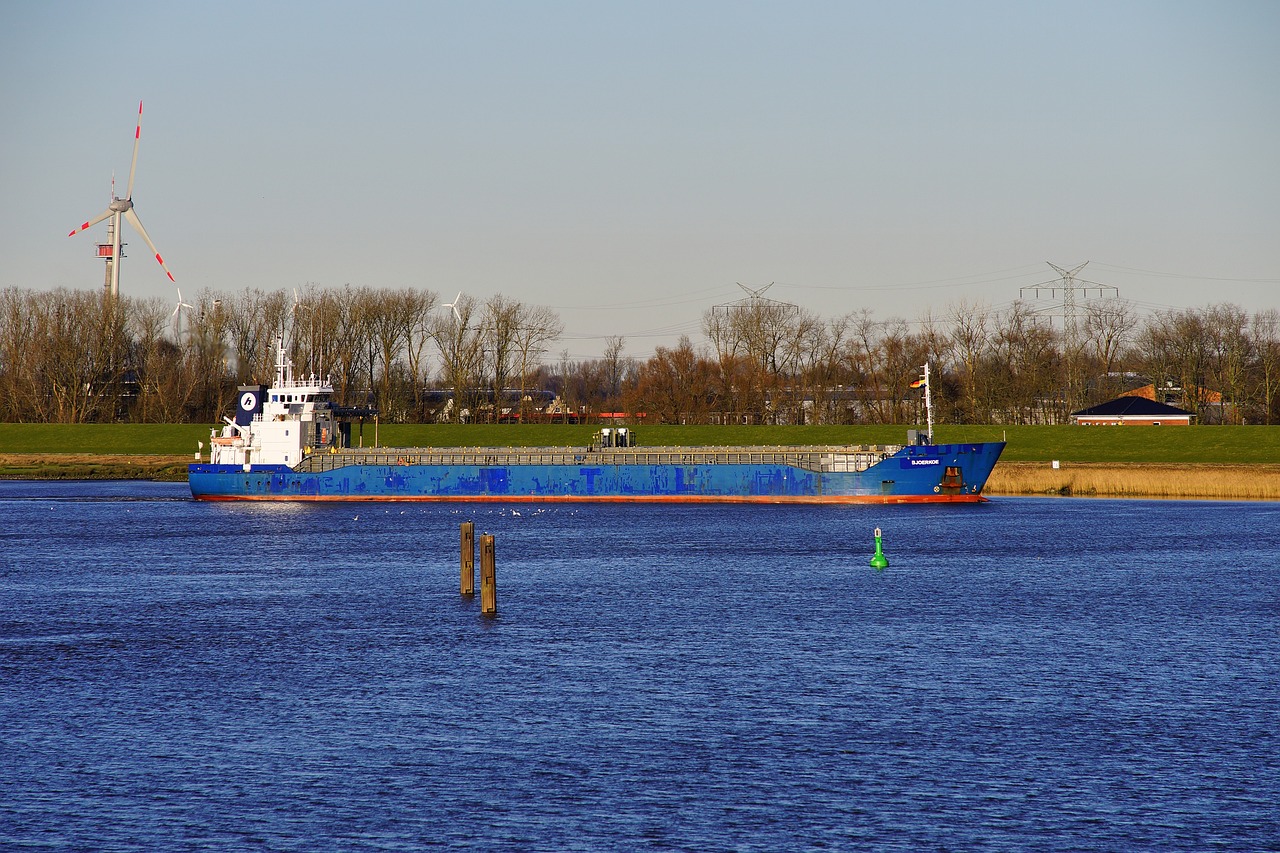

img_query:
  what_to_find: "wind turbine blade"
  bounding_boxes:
[126,100,143,199]
[122,208,175,281]
[68,209,113,237]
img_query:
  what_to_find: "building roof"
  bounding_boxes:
[1119,383,1223,405]
[1072,397,1194,418]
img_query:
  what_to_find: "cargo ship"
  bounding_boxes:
[188,341,1004,503]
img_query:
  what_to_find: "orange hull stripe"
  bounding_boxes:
[194,493,987,505]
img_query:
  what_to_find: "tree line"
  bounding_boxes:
[656,297,1280,426]
[2,284,1277,425]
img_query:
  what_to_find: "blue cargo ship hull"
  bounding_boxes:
[188,441,1006,503]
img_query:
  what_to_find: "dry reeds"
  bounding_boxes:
[987,462,1280,500]
[0,453,189,481]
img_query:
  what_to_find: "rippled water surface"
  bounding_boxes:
[1,481,1276,851]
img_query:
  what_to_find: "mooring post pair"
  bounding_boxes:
[460,521,496,614]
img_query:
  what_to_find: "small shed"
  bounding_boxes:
[1071,397,1194,426]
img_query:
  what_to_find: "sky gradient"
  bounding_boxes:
[3,1,1278,358]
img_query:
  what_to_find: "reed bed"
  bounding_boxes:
[987,462,1280,500]
[0,453,191,481]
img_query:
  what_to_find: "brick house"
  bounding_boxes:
[1071,397,1195,426]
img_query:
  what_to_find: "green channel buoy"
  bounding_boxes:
[870,527,888,570]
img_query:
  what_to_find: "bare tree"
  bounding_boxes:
[1250,309,1280,424]
[557,349,574,423]
[987,302,1061,424]
[181,291,233,421]
[511,303,564,422]
[602,335,628,408]
[127,296,173,422]
[0,289,30,420]
[398,289,438,420]
[1081,298,1137,402]
[322,286,371,406]
[1136,308,1212,416]
[805,314,851,424]
[879,318,931,425]
[26,289,128,423]
[914,309,956,421]
[365,288,435,420]
[949,299,991,423]
[702,295,797,421]
[481,294,520,421]
[777,308,824,424]
[223,288,287,386]
[428,293,484,422]
[1205,303,1251,424]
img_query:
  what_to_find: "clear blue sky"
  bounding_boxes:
[3,1,1277,358]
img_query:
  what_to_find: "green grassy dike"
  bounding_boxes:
[2,423,1280,481]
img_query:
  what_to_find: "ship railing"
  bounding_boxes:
[294,445,901,474]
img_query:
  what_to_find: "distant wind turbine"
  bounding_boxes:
[68,101,175,299]
[170,287,194,338]
[443,291,463,325]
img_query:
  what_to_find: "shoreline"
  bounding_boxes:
[3,454,1279,500]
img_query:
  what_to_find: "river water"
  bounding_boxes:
[0,481,1276,851]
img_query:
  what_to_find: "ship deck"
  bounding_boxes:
[294,445,903,475]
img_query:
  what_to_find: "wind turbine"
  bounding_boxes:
[68,101,175,299]
[170,287,194,339]
[290,287,306,333]
[442,291,463,325]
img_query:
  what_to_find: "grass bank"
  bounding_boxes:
[0,424,214,455]
[4,422,1280,463]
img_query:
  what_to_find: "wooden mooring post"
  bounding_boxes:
[460,521,475,596]
[480,533,497,615]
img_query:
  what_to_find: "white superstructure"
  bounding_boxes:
[207,338,338,468]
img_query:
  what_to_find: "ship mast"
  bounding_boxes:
[922,362,933,444]
[275,335,290,386]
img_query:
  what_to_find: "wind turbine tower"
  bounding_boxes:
[92,177,126,295]
[68,101,176,299]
